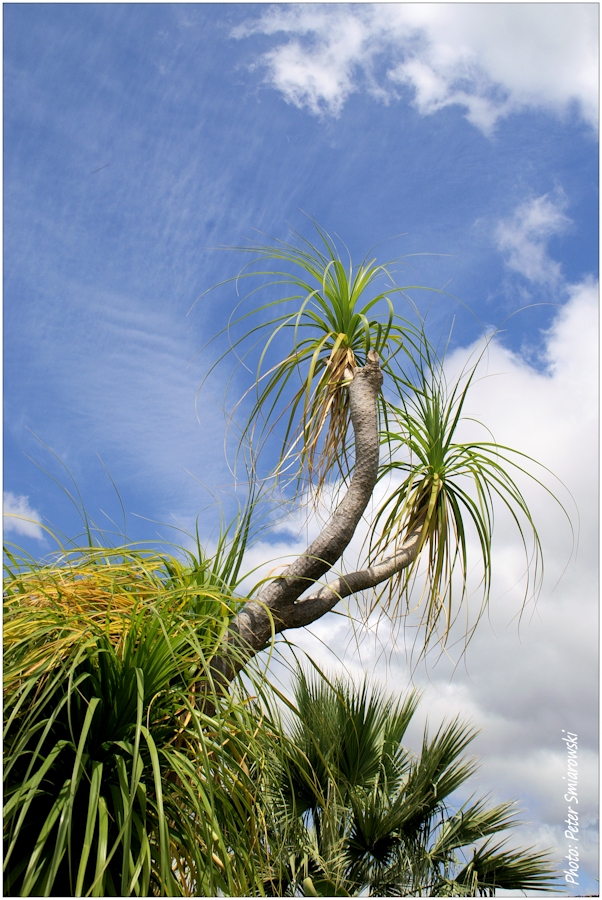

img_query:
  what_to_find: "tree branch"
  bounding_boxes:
[277,518,425,630]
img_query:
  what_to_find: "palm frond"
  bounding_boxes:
[256,664,559,897]
[451,837,561,895]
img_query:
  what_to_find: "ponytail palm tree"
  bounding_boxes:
[204,223,562,685]
[258,667,558,897]
[3,542,275,897]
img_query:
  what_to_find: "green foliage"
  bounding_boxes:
[200,221,428,490]
[3,545,270,897]
[258,667,559,897]
[3,546,560,897]
[162,487,259,613]
[369,334,563,653]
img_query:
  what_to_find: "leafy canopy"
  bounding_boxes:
[3,543,273,897]
[367,336,563,652]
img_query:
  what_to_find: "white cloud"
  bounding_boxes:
[241,7,368,117]
[244,279,599,883]
[494,190,572,283]
[234,4,598,133]
[3,492,45,540]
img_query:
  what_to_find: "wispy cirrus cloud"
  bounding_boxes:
[3,492,45,540]
[494,190,572,284]
[233,4,598,133]
[3,271,236,540]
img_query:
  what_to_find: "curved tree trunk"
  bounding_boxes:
[210,351,423,687]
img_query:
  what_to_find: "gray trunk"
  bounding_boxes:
[210,351,423,686]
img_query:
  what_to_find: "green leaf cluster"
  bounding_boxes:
[3,544,561,897]
[368,336,564,653]
[199,221,426,491]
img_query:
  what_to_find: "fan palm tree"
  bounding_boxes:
[258,667,559,897]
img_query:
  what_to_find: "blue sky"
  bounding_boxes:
[3,3,599,892]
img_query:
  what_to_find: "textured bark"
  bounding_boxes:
[210,351,423,686]
[275,518,425,630]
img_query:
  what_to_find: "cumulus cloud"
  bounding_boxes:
[244,278,599,885]
[234,4,598,132]
[494,190,572,283]
[3,491,45,540]
[237,6,369,117]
